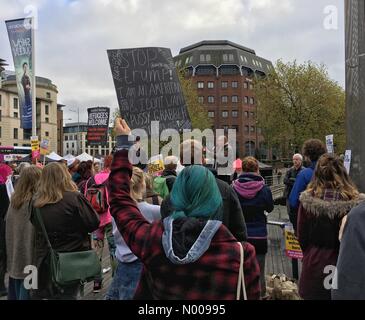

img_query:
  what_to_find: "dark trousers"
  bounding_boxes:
[286,201,299,279]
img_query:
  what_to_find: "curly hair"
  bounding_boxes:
[307,153,359,200]
[302,139,326,162]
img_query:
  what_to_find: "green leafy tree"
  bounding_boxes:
[255,60,345,158]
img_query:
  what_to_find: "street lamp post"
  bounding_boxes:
[69,107,80,155]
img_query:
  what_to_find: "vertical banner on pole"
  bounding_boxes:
[5,18,35,131]
[344,150,352,174]
[325,134,334,154]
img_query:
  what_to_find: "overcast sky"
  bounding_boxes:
[0,0,345,122]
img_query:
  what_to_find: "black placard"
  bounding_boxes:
[107,47,191,135]
[86,107,110,146]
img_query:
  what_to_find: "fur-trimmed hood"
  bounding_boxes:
[299,191,365,219]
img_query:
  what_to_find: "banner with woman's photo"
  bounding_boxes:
[5,17,34,130]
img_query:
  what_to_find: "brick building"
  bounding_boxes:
[173,40,273,158]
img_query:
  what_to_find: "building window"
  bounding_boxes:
[45,104,49,115]
[250,112,255,118]
[72,142,75,148]
[244,111,249,118]
[23,130,31,140]
[250,126,255,132]
[221,96,228,103]
[243,82,248,89]
[244,125,249,133]
[0,127,1,138]
[208,96,215,103]
[250,97,255,105]
[0,110,2,121]
[207,81,214,89]
[232,81,238,88]
[223,54,228,62]
[14,112,18,118]
[206,54,211,62]
[46,92,51,99]
[45,117,49,123]
[249,83,254,90]
[14,128,18,139]
[222,111,228,118]
[45,131,49,137]
[65,136,68,141]
[200,54,205,62]
[14,143,18,146]
[229,54,234,62]
[232,125,239,133]
[0,94,2,106]
[244,96,249,104]
[197,81,204,89]
[232,111,238,118]
[221,81,228,89]
[198,96,204,104]
[66,142,69,148]
[13,98,18,109]
[232,96,238,103]
[208,111,215,118]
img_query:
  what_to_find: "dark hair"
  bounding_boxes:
[77,161,93,180]
[23,62,28,68]
[302,139,326,162]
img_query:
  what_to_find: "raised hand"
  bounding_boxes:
[115,117,131,136]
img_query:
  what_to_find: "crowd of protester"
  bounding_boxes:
[0,119,365,300]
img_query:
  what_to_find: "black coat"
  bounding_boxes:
[31,191,99,298]
[283,166,303,199]
[161,169,177,193]
[160,169,247,242]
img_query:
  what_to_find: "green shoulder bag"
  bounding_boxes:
[35,208,101,291]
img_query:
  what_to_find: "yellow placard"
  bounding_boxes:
[284,228,303,259]
[31,137,40,152]
[148,155,165,175]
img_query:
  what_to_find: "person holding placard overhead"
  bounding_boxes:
[107,118,260,300]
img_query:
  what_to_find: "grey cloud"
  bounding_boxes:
[0,0,346,120]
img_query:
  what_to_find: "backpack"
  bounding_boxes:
[84,177,109,214]
[153,176,170,199]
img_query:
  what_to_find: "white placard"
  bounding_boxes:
[344,150,351,174]
[5,176,14,199]
[326,135,334,154]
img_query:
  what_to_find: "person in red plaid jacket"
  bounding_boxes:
[108,118,261,300]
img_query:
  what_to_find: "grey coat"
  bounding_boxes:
[5,202,35,279]
[332,201,365,300]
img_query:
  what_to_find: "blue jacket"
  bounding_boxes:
[232,173,274,254]
[289,162,316,208]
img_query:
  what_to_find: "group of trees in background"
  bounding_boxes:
[254,60,345,160]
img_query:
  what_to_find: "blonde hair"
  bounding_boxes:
[34,162,78,208]
[307,154,359,200]
[11,166,42,210]
[130,167,145,201]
